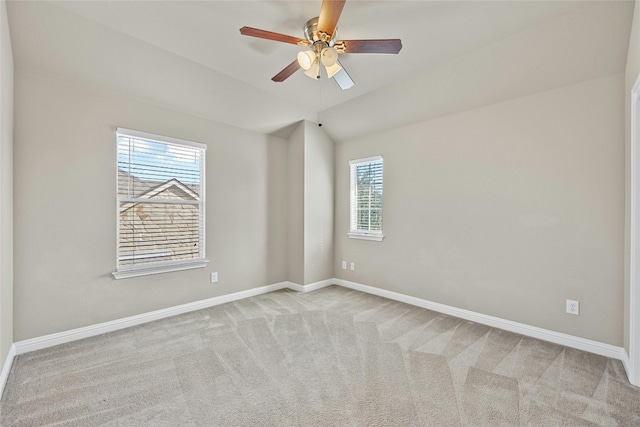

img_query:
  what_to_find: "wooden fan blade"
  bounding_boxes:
[272,60,301,82]
[240,27,309,46]
[338,39,402,54]
[333,61,354,90]
[317,0,346,38]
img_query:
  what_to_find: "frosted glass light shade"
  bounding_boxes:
[324,62,342,78]
[304,61,320,79]
[297,50,316,70]
[320,47,339,67]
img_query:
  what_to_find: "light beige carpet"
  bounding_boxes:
[1,285,639,426]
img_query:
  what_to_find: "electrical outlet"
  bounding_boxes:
[211,272,218,283]
[566,299,579,315]
[341,260,347,269]
[350,262,355,271]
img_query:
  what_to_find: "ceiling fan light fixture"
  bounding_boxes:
[320,47,338,67]
[324,61,342,78]
[297,50,316,71]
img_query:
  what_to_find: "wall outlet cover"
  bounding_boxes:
[566,299,579,315]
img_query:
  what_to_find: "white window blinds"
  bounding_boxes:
[114,128,207,278]
[349,156,384,241]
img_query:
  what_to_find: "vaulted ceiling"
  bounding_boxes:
[6,1,634,141]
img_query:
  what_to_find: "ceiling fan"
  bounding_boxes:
[239,0,402,90]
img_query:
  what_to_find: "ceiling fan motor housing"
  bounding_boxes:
[304,17,337,45]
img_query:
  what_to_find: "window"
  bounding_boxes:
[113,128,207,279]
[349,156,384,241]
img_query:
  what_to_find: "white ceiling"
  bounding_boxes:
[6,1,635,141]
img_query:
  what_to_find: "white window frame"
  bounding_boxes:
[349,155,385,241]
[113,128,208,279]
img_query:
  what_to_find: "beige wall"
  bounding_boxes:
[287,120,335,286]
[303,121,334,285]
[13,69,289,340]
[335,74,625,346]
[624,0,639,356]
[0,0,13,364]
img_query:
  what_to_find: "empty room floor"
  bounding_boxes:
[1,285,639,426]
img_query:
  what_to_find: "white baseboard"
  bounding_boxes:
[13,281,290,355]
[12,279,333,357]
[286,279,334,293]
[0,344,16,399]
[334,278,626,361]
[4,277,628,392]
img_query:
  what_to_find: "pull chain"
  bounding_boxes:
[317,72,323,126]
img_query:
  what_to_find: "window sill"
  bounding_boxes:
[348,232,385,242]
[113,259,209,280]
